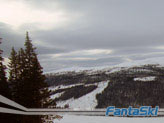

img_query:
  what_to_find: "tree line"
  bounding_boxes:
[0,32,50,123]
[96,67,164,109]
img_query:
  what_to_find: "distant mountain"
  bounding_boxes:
[45,57,164,74]
[46,64,164,109]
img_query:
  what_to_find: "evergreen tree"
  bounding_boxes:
[8,32,50,123]
[16,32,50,108]
[15,48,27,105]
[9,47,18,81]
[8,47,18,100]
[0,38,17,123]
[0,38,11,98]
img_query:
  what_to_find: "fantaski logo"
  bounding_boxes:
[106,106,159,116]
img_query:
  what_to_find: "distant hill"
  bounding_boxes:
[46,64,164,109]
[44,56,164,74]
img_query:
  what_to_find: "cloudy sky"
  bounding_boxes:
[1,0,164,72]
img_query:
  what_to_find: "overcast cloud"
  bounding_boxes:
[1,0,164,72]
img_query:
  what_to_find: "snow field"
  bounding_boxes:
[55,81,109,109]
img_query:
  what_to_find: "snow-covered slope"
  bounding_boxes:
[49,83,84,91]
[47,57,164,111]
[45,57,164,74]
[116,57,164,67]
[50,92,65,100]
[52,81,109,109]
[134,76,156,82]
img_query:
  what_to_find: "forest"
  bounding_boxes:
[0,33,50,123]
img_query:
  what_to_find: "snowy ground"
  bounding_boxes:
[56,81,109,109]
[49,83,84,91]
[53,115,164,123]
[134,76,156,82]
[45,57,164,74]
[50,92,65,100]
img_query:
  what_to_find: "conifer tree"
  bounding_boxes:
[8,47,18,100]
[8,47,25,103]
[0,38,10,98]
[0,38,16,123]
[24,32,50,122]
[16,32,50,108]
[8,32,50,123]
[9,47,18,81]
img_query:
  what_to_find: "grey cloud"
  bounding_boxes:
[129,52,164,61]
[36,46,67,55]
[0,23,25,56]
[0,22,68,56]
[2,0,164,71]
[40,55,126,72]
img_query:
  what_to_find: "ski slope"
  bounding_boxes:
[56,81,109,109]
[49,83,84,91]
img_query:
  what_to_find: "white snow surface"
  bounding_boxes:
[49,83,84,91]
[50,92,65,100]
[134,76,156,82]
[49,82,100,92]
[56,81,109,109]
[53,115,164,123]
[45,57,164,74]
